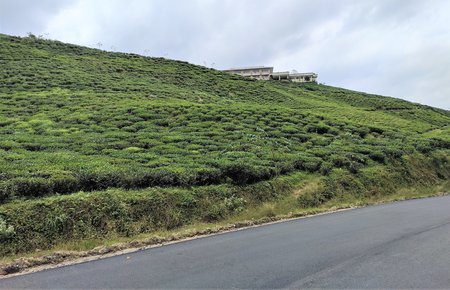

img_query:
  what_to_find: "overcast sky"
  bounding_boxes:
[1,0,449,109]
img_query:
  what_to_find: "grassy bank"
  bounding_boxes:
[1,167,448,274]
[1,151,448,259]
[0,33,449,265]
[0,172,302,256]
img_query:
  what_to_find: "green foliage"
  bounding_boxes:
[0,177,291,255]
[297,190,324,208]
[1,33,448,202]
[0,33,449,255]
[0,216,15,241]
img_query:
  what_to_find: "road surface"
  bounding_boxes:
[1,196,450,288]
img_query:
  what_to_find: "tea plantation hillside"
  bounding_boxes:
[0,33,449,255]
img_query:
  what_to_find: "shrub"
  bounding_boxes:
[0,140,20,150]
[382,147,404,159]
[0,216,15,241]
[369,151,386,163]
[220,162,269,185]
[202,203,228,222]
[329,154,350,168]
[319,161,333,175]
[51,174,81,194]
[13,177,53,197]
[193,168,224,185]
[0,182,12,203]
[306,123,331,134]
[369,126,384,134]
[224,196,246,213]
[297,191,323,208]
[357,166,398,197]
[323,169,366,199]
[293,155,322,172]
[281,125,298,134]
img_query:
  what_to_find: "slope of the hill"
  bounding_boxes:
[0,33,449,256]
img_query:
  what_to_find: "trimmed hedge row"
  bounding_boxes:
[0,150,385,203]
[2,143,445,204]
[1,151,448,255]
[298,151,450,208]
[0,175,297,255]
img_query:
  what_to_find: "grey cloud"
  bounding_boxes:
[0,0,448,109]
[0,0,75,36]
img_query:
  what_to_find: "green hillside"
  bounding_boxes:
[0,33,449,256]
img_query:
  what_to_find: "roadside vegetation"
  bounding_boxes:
[0,33,449,258]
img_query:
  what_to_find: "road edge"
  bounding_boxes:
[1,192,448,279]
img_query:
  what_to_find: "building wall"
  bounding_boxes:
[290,74,318,83]
[224,67,317,82]
[225,67,273,80]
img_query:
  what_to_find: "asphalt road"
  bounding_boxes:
[2,196,450,289]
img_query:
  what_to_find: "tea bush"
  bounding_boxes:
[0,33,449,255]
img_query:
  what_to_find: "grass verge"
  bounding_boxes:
[1,178,448,276]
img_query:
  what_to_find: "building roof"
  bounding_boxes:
[223,66,273,71]
[272,71,290,76]
[290,72,318,77]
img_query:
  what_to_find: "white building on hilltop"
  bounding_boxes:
[223,66,317,83]
[223,66,273,80]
